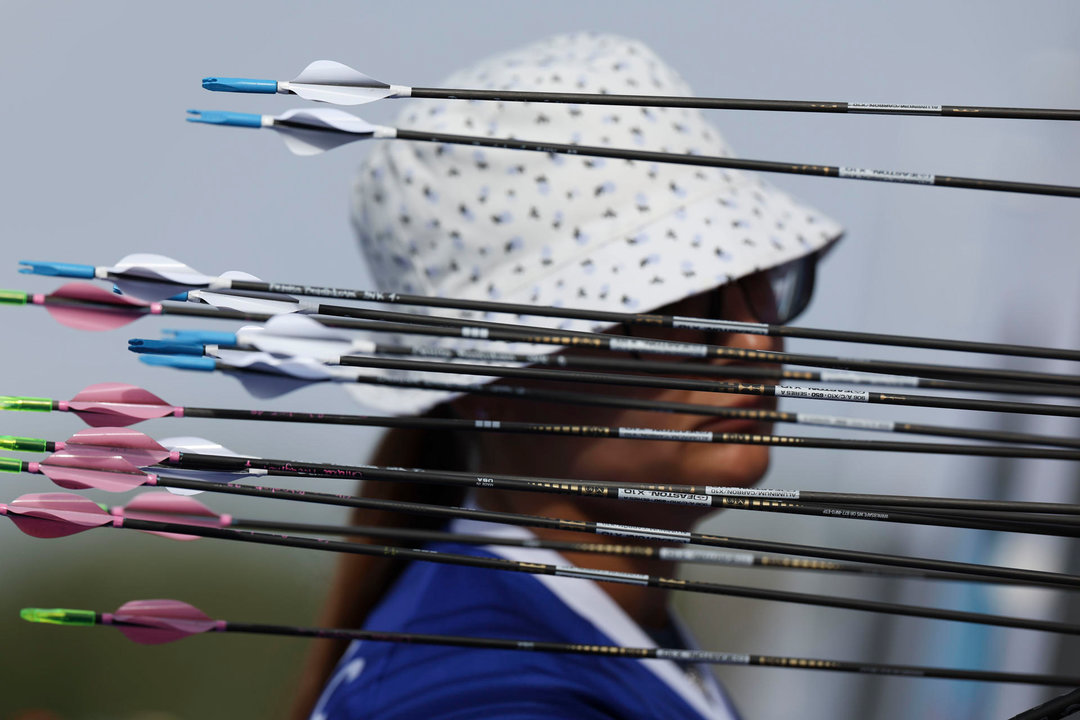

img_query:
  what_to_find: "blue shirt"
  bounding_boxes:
[311,520,740,719]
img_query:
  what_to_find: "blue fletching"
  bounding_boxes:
[128,339,205,356]
[202,77,278,94]
[161,329,238,346]
[186,110,263,127]
[19,261,95,278]
[139,355,216,372]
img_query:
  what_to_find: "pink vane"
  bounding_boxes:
[105,599,223,645]
[38,282,155,332]
[38,450,150,493]
[0,492,115,538]
[65,383,180,427]
[64,427,175,465]
[113,492,229,541]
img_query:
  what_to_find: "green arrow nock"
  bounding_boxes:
[0,290,29,306]
[0,436,49,453]
[20,608,97,626]
[0,396,53,413]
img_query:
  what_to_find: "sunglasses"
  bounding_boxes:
[709,251,819,326]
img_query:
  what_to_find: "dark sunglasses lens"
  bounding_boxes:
[743,254,817,324]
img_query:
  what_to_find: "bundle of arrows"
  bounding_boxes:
[4,57,1080,720]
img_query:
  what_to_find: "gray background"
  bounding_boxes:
[1,1,1078,718]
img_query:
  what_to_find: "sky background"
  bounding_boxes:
[1,1,1078,718]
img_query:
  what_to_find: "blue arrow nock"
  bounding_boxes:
[139,355,217,372]
[202,77,279,94]
[19,261,95,279]
[186,110,264,128]
[128,339,206,356]
[162,329,238,346]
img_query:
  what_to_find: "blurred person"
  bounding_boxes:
[297,33,842,720]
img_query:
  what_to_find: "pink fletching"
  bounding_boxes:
[3,492,114,538]
[68,383,178,428]
[119,492,225,541]
[40,450,149,493]
[65,427,173,465]
[109,599,220,645]
[44,283,149,332]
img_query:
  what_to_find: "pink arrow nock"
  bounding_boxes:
[38,450,151,493]
[64,383,180,427]
[39,282,158,332]
[105,599,224,645]
[113,491,230,541]
[64,427,175,465]
[0,492,116,538]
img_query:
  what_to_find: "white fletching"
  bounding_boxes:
[240,315,376,360]
[284,60,408,106]
[158,435,259,495]
[214,348,369,398]
[193,270,302,315]
[109,253,215,301]
[270,108,387,156]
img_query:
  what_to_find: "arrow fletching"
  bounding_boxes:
[154,436,258,494]
[1,492,115,538]
[271,108,386,155]
[284,60,407,106]
[66,383,180,427]
[108,254,215,302]
[108,599,221,645]
[64,427,174,465]
[242,314,375,360]
[111,491,228,541]
[44,283,151,331]
[39,450,151,493]
[188,270,301,315]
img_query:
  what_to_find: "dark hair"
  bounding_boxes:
[291,407,469,719]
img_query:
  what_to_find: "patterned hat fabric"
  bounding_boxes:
[347,33,844,415]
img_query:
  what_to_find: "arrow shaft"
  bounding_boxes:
[215,277,1080,364]
[113,469,1080,589]
[245,303,1080,389]
[104,515,1080,633]
[408,87,1080,123]
[389,127,1080,199]
[172,400,1080,452]
[169,451,1080,541]
[122,614,1078,685]
[322,353,1080,423]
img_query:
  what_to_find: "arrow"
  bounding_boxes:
[139,334,1080,426]
[1008,687,1080,720]
[111,490,990,582]
[20,427,1080,538]
[4,491,1080,632]
[127,317,1080,402]
[2,457,1072,590]
[26,253,1080,364]
[0,283,272,332]
[202,60,1080,123]
[21,598,1080,685]
[10,379,1080,452]
[14,271,1080,391]
[186,106,1080,199]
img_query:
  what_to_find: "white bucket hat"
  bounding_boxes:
[347,32,843,415]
